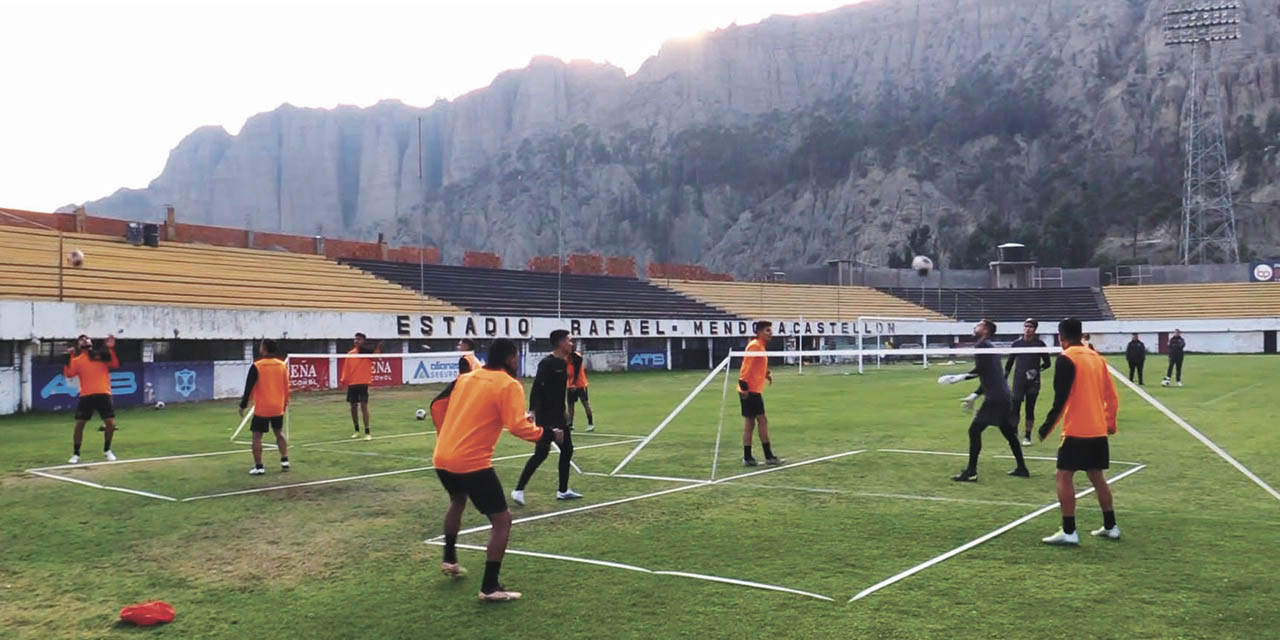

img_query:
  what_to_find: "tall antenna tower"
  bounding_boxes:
[1163,2,1242,264]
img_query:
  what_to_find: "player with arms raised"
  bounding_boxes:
[64,334,120,463]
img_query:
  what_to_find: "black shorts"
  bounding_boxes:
[435,468,507,515]
[250,415,284,433]
[1057,436,1110,471]
[740,392,765,418]
[974,398,1011,426]
[568,388,590,404]
[346,384,369,404]
[75,394,114,421]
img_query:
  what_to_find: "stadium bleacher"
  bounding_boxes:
[0,226,461,313]
[656,279,946,321]
[342,259,737,319]
[877,286,1112,322]
[1104,282,1280,319]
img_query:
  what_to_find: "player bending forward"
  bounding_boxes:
[942,319,1029,481]
[1038,318,1122,545]
[65,334,120,464]
[431,338,562,601]
[239,339,291,475]
[740,321,782,466]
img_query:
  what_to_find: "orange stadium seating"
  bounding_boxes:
[1104,283,1280,319]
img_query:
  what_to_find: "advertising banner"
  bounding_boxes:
[33,363,144,411]
[289,357,330,391]
[145,361,215,404]
[627,350,668,370]
[1250,262,1280,282]
[403,356,461,385]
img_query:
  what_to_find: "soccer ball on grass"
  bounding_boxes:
[154,401,166,410]
[414,408,427,420]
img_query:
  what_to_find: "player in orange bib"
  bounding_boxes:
[738,321,781,466]
[340,332,379,440]
[1038,318,1121,545]
[566,349,595,432]
[431,338,562,602]
[457,338,483,374]
[64,334,120,464]
[238,339,291,475]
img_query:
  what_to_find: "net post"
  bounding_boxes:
[710,353,733,481]
[610,355,731,476]
[798,315,804,376]
[857,328,864,375]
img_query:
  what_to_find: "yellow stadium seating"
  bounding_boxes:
[657,279,948,321]
[1104,283,1280,319]
[0,226,461,313]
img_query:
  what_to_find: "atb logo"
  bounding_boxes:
[174,369,197,397]
[1254,263,1275,282]
[40,372,137,399]
[629,352,666,368]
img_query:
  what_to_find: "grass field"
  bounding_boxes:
[2,355,1278,639]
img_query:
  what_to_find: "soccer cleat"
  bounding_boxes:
[104,450,117,462]
[1042,529,1080,545]
[350,432,361,439]
[556,489,583,500]
[1091,526,1121,540]
[249,466,265,476]
[67,454,80,464]
[478,587,522,602]
[1007,467,1030,478]
[440,562,467,578]
[511,489,525,506]
[1177,382,1183,388]
[585,424,595,432]
[1022,436,1032,446]
[364,433,373,441]
[280,460,290,471]
[952,469,978,482]
[765,456,785,466]
[742,457,759,467]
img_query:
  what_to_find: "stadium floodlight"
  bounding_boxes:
[1162,1,1241,264]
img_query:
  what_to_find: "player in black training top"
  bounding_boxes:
[1125,333,1147,385]
[1006,318,1052,446]
[512,330,581,504]
[950,319,1029,482]
[1163,329,1186,387]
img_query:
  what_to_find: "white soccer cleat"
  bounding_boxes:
[440,562,467,578]
[280,460,290,471]
[556,489,583,500]
[1021,436,1032,447]
[1091,526,1121,540]
[67,454,80,464]
[585,424,595,432]
[249,466,265,476]
[1177,382,1183,388]
[511,489,525,506]
[364,433,373,441]
[478,588,522,602]
[1042,529,1079,545]
[104,450,117,462]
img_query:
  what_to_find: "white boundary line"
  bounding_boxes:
[848,463,1148,603]
[298,431,436,447]
[28,470,178,502]
[181,438,643,502]
[877,448,1146,467]
[722,482,1043,508]
[1107,363,1280,503]
[583,471,707,484]
[29,448,255,472]
[426,541,833,601]
[445,450,867,539]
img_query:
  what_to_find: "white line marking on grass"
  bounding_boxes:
[723,482,1042,508]
[305,447,432,463]
[877,448,1145,467]
[182,439,643,502]
[848,463,1148,603]
[1108,364,1280,503]
[297,431,435,447]
[1198,380,1266,407]
[443,450,868,540]
[426,541,833,602]
[572,432,642,439]
[29,448,256,472]
[27,470,178,502]
[583,471,708,483]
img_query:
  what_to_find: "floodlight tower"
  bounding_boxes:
[1163,2,1242,264]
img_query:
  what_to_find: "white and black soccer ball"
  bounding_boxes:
[68,249,85,267]
[154,401,166,410]
[414,408,427,420]
[911,255,934,277]
[1161,379,1171,387]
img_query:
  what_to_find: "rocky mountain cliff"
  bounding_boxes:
[79,0,1280,277]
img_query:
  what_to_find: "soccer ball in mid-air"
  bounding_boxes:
[154,401,166,410]
[68,249,85,267]
[414,408,427,420]
[911,255,933,277]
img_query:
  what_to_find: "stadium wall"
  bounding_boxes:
[0,366,19,414]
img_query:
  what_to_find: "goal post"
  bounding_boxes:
[856,316,936,374]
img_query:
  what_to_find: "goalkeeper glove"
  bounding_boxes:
[960,392,977,413]
[937,374,968,385]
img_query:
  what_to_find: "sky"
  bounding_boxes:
[0,0,858,212]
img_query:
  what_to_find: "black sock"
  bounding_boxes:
[255,463,264,469]
[762,442,774,459]
[1103,510,1116,529]
[1062,516,1076,535]
[586,409,594,424]
[743,445,753,460]
[481,560,502,593]
[280,456,288,462]
[443,533,458,564]
[365,428,370,434]
[103,433,113,452]
[353,422,360,432]
[74,445,81,456]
